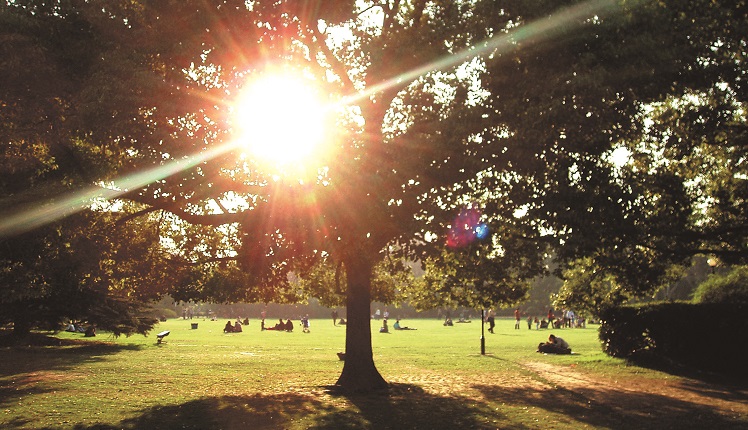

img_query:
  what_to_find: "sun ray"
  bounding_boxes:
[0,144,234,237]
[1,0,631,235]
[341,0,625,107]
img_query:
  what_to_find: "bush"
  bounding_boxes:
[692,266,748,304]
[599,302,747,378]
[141,306,178,321]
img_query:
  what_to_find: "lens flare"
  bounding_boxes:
[447,206,489,248]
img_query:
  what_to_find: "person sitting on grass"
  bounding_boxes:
[537,334,572,354]
[233,321,243,333]
[285,319,294,332]
[265,318,285,330]
[67,322,85,333]
[379,319,389,333]
[84,325,96,337]
[393,319,417,330]
[224,321,234,333]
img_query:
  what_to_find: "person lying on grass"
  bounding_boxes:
[537,334,571,354]
[264,318,285,331]
[393,319,417,330]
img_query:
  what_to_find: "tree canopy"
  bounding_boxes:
[2,0,746,391]
[0,208,170,338]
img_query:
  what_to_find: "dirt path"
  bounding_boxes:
[385,361,748,428]
[523,361,748,417]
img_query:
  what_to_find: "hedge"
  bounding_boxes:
[599,302,747,378]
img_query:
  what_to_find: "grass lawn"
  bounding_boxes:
[1,317,746,429]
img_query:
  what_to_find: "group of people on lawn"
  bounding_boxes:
[65,321,96,337]
[221,312,571,354]
[259,318,295,332]
[379,318,417,333]
[380,315,571,354]
[224,316,310,333]
[528,309,586,330]
[221,311,337,334]
[223,319,245,333]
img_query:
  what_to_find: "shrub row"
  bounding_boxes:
[599,302,747,378]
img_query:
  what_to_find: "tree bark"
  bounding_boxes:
[12,309,32,339]
[335,252,388,392]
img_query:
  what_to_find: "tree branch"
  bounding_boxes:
[117,190,244,227]
[115,206,160,226]
[166,255,237,267]
[212,198,230,215]
[310,24,357,96]
[382,0,399,36]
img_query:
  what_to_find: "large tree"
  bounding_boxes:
[3,0,746,392]
[1,0,538,390]
[0,206,171,338]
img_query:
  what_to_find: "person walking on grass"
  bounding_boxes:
[486,310,495,333]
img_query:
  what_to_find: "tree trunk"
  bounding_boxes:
[12,310,32,339]
[335,252,388,392]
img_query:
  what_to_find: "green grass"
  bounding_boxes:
[0,317,745,429]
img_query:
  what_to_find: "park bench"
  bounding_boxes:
[156,330,170,344]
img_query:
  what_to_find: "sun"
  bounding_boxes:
[232,73,330,170]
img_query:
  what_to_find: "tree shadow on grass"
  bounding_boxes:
[0,332,143,374]
[317,383,497,429]
[40,385,496,430]
[472,383,748,430]
[677,377,748,404]
[625,352,748,388]
[0,331,142,410]
[61,394,324,430]
[24,381,747,430]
